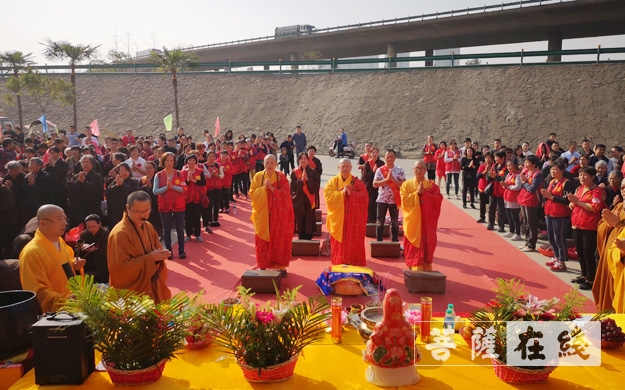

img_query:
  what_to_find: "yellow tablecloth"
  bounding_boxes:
[10,316,625,389]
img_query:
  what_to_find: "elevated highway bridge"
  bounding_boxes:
[184,0,625,64]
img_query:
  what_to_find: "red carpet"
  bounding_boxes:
[166,195,595,315]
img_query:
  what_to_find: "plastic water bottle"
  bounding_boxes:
[232,205,237,215]
[444,309,455,330]
[447,303,456,320]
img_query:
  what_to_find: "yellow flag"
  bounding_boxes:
[163,114,173,131]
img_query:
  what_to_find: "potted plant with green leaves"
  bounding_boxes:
[62,276,190,386]
[469,278,604,384]
[205,285,330,383]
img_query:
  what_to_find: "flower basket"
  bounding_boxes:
[103,359,167,386]
[237,354,299,383]
[491,358,556,384]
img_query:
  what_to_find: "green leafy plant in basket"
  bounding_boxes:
[62,275,190,371]
[469,278,606,368]
[205,285,331,376]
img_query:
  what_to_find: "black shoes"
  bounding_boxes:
[179,252,187,259]
[579,281,593,290]
[571,276,585,284]
[486,225,495,230]
[470,204,476,209]
[477,218,486,223]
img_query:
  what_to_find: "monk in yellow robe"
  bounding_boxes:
[108,191,172,303]
[593,204,625,311]
[608,223,625,313]
[324,158,368,266]
[400,160,443,271]
[249,155,295,271]
[20,205,86,312]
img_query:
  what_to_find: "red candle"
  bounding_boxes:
[420,297,432,343]
[331,297,342,344]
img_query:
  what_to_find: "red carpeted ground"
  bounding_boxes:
[166,195,595,315]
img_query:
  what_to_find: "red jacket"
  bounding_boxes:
[517,169,543,207]
[205,163,222,190]
[180,168,206,203]
[221,159,234,188]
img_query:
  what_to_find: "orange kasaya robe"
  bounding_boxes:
[108,213,171,303]
[324,173,368,266]
[400,177,443,268]
[249,169,295,269]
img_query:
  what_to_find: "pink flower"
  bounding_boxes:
[256,310,274,325]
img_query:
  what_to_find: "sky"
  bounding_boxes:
[1,0,624,65]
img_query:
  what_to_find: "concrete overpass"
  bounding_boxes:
[189,0,625,64]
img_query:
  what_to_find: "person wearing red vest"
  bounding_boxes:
[443,140,462,199]
[502,160,523,241]
[422,135,437,181]
[153,152,187,259]
[220,150,234,213]
[541,160,578,272]
[373,150,406,242]
[290,152,320,240]
[568,166,606,290]
[181,154,206,242]
[487,150,508,232]
[517,155,544,252]
[203,151,224,229]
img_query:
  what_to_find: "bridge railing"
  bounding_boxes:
[179,0,574,53]
[2,47,624,76]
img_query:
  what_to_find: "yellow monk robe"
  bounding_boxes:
[19,230,75,313]
[400,178,442,270]
[608,228,625,313]
[108,214,171,303]
[324,173,368,266]
[249,170,294,268]
[593,203,625,311]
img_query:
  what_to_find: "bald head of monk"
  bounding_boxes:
[37,204,68,242]
[263,154,277,173]
[338,158,352,180]
[413,159,427,181]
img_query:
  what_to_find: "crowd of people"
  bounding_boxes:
[420,132,625,311]
[1,122,624,315]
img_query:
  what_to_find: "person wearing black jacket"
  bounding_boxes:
[105,163,140,228]
[280,135,295,170]
[22,157,53,222]
[67,155,103,228]
[44,146,69,211]
[460,147,479,209]
[306,146,323,210]
[290,152,320,240]
[79,214,110,283]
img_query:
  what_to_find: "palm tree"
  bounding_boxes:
[150,47,199,129]
[0,51,34,128]
[41,39,100,128]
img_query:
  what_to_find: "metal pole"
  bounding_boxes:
[332,57,335,73]
[279,59,282,74]
[521,49,524,65]
[597,45,601,63]
[451,52,455,68]
[228,60,232,73]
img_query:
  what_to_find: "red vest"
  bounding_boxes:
[571,185,605,230]
[517,169,540,207]
[543,178,572,218]
[503,173,520,203]
[205,163,222,190]
[156,170,186,212]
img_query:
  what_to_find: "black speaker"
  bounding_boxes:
[32,312,95,385]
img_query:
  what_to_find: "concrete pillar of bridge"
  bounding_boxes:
[264,65,270,71]
[387,44,397,68]
[290,53,299,70]
[425,49,434,67]
[547,32,563,62]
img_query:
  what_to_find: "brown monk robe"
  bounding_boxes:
[593,202,625,311]
[108,191,172,302]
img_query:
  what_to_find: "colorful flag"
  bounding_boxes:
[38,114,48,133]
[163,114,173,131]
[90,118,100,136]
[214,116,220,137]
